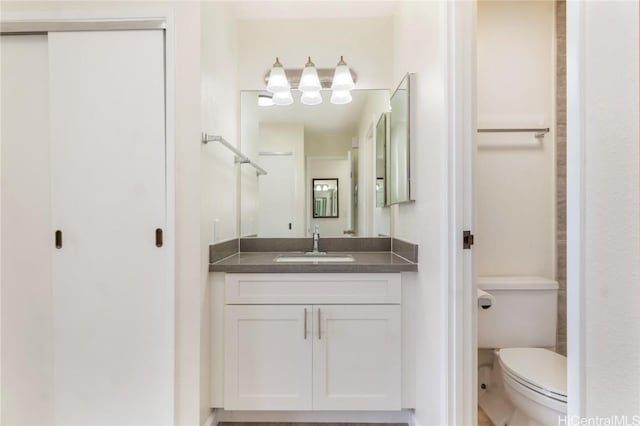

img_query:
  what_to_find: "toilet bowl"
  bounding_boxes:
[477,277,566,426]
[499,347,567,426]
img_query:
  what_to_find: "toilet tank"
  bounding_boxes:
[477,276,558,349]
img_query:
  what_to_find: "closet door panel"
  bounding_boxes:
[48,30,170,425]
[0,34,54,426]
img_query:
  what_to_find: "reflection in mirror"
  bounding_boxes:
[312,179,339,218]
[389,73,412,204]
[240,89,391,238]
[375,113,388,207]
[376,178,385,207]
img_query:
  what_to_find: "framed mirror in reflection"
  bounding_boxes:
[239,89,392,238]
[312,179,339,218]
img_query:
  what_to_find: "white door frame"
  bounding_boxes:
[450,2,587,423]
[566,1,586,418]
[445,1,477,425]
[0,16,176,423]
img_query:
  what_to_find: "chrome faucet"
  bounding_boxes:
[312,224,320,253]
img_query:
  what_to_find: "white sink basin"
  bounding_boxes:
[274,254,355,263]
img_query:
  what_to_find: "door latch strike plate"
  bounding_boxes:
[463,230,474,250]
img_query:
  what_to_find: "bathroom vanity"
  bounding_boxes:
[207,71,418,417]
[208,238,417,413]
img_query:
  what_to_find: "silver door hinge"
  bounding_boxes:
[463,230,474,250]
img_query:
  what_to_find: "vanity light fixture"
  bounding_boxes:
[272,90,293,106]
[298,57,322,93]
[330,89,352,105]
[258,93,274,107]
[331,56,355,91]
[266,57,290,93]
[300,90,322,106]
[263,56,357,106]
[330,56,355,105]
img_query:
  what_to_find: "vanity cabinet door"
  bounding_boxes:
[312,305,401,410]
[224,305,312,410]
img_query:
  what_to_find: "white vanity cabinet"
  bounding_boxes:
[224,305,313,410]
[312,304,401,410]
[223,273,402,411]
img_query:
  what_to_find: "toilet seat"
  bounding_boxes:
[499,348,567,403]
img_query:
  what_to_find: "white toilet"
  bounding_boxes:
[478,276,567,426]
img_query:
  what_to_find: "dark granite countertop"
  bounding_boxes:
[209,251,418,273]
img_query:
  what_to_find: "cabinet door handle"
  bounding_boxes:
[317,308,321,340]
[55,230,62,249]
[155,228,163,247]
[304,308,307,340]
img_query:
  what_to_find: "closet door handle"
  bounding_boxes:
[155,228,163,247]
[55,230,62,249]
[317,308,321,340]
[304,308,308,340]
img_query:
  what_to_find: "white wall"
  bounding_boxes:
[201,2,239,425]
[0,2,203,425]
[237,17,392,90]
[391,2,447,424]
[571,0,640,418]
[476,1,555,278]
[305,131,353,157]
[201,3,239,245]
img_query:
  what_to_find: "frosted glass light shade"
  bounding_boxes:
[272,90,293,106]
[300,90,322,106]
[266,58,290,93]
[331,57,355,91]
[330,89,352,105]
[298,57,322,92]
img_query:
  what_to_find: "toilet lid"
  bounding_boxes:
[499,348,567,398]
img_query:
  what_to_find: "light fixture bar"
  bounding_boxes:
[263,68,357,89]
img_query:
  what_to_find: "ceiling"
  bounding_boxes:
[233,1,398,20]
[244,89,386,134]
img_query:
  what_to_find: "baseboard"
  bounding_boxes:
[214,409,413,424]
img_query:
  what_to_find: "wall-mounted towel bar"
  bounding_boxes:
[202,133,267,176]
[477,127,550,138]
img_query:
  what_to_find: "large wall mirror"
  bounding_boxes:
[389,73,413,204]
[239,89,391,238]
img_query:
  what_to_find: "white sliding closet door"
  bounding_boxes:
[1,34,54,426]
[48,30,171,424]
